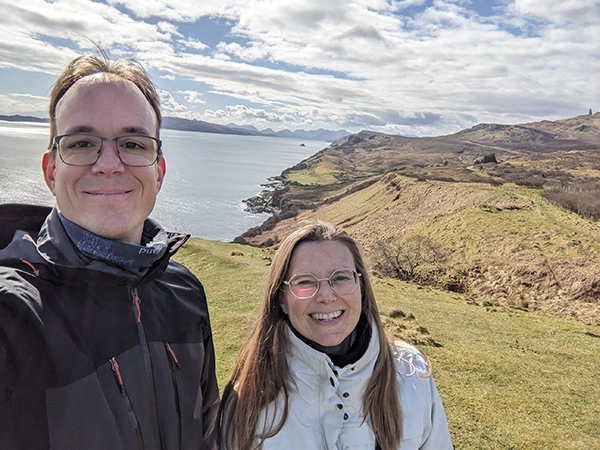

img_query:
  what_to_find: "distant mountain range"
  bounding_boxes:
[0,114,49,123]
[225,123,350,142]
[0,114,349,142]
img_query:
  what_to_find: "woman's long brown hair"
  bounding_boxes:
[218,221,402,450]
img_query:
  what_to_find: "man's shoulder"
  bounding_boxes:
[160,258,206,294]
[0,266,43,320]
[0,204,51,249]
[166,258,200,279]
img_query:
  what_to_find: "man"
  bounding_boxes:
[0,53,219,449]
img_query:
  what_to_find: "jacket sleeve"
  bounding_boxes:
[0,312,14,421]
[419,375,453,450]
[0,269,52,449]
[159,260,221,449]
[393,341,453,450]
[200,293,220,450]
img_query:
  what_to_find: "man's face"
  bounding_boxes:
[42,76,166,245]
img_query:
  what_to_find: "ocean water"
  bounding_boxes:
[0,121,327,241]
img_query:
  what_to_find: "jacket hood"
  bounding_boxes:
[0,203,51,250]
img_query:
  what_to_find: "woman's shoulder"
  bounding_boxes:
[390,340,431,378]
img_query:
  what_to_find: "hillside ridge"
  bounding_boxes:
[236,113,600,324]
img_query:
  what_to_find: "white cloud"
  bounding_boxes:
[215,42,269,62]
[0,0,177,72]
[179,38,209,51]
[0,93,48,115]
[0,0,597,135]
[159,89,187,114]
[9,93,48,101]
[107,0,240,21]
[509,0,599,25]
[157,20,182,37]
[177,90,206,104]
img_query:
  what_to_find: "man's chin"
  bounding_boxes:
[79,216,144,245]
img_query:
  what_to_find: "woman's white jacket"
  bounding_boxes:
[230,324,453,449]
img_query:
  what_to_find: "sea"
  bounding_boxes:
[0,121,328,241]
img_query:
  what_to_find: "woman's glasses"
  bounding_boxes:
[283,268,361,299]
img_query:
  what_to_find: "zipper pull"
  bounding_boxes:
[132,287,142,324]
[110,357,126,396]
[20,259,39,276]
[165,342,182,369]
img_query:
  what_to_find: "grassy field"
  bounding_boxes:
[175,238,600,450]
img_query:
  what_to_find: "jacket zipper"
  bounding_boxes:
[165,342,183,450]
[131,286,163,448]
[110,357,145,449]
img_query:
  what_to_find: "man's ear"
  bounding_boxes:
[42,151,57,196]
[156,157,166,192]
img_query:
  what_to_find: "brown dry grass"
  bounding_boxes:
[239,113,600,324]
[245,174,600,324]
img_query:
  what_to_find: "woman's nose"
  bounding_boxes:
[315,280,337,302]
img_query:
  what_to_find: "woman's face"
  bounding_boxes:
[281,240,362,347]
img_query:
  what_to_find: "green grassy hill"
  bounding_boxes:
[174,238,600,449]
[179,113,600,448]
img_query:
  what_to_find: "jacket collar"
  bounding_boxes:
[0,203,189,283]
[285,321,380,411]
[286,320,380,376]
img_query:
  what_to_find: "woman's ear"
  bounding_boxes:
[279,292,289,315]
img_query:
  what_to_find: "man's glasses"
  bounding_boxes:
[53,134,162,167]
[283,268,361,299]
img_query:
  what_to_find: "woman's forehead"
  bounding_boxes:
[288,240,355,273]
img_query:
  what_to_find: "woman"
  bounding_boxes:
[219,221,452,450]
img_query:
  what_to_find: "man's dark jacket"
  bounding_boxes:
[0,204,220,449]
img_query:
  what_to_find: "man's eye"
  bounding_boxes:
[120,138,149,150]
[70,140,95,149]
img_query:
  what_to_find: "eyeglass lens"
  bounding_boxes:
[288,269,359,299]
[56,134,159,167]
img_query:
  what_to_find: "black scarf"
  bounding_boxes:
[290,313,371,367]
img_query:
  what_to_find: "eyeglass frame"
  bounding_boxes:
[52,134,163,167]
[282,268,362,299]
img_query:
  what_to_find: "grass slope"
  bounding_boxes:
[174,239,600,449]
[250,173,600,324]
[185,114,600,447]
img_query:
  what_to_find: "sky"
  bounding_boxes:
[0,0,598,136]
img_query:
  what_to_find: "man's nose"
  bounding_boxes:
[92,141,125,171]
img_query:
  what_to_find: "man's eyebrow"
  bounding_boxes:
[65,125,94,134]
[62,126,152,135]
[122,126,152,136]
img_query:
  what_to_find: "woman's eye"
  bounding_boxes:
[333,274,351,282]
[295,278,316,287]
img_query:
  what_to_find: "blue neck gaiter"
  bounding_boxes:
[58,213,168,275]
